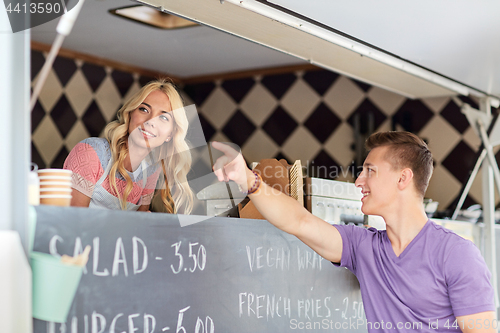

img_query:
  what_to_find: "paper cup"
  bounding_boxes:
[30,252,83,323]
[39,176,72,182]
[39,181,72,189]
[40,188,72,196]
[40,195,72,207]
[38,169,72,178]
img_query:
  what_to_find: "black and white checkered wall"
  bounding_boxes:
[31,49,499,212]
[31,50,159,169]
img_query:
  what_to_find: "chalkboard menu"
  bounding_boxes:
[33,206,366,333]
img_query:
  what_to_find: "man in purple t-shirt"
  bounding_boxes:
[212,131,497,332]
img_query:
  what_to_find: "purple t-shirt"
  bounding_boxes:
[334,220,495,332]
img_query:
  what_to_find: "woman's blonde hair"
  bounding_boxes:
[103,78,194,214]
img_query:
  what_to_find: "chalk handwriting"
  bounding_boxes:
[170,241,207,274]
[43,308,213,333]
[245,246,291,272]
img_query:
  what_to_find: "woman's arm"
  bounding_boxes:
[70,188,91,207]
[64,140,102,207]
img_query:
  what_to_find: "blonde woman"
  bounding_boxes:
[63,79,194,214]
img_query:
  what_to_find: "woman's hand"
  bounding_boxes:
[211,141,251,189]
[138,205,151,212]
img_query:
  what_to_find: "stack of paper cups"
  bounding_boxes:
[38,169,73,206]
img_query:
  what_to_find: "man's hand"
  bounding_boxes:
[211,141,251,190]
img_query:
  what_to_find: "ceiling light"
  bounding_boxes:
[109,5,198,30]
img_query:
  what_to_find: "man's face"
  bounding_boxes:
[355,146,401,217]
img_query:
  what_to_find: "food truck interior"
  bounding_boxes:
[1,1,500,331]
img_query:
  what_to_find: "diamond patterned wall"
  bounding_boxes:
[31,49,154,170]
[31,49,500,213]
[182,72,500,213]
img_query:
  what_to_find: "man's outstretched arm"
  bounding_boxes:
[211,141,343,263]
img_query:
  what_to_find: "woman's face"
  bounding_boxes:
[128,90,175,152]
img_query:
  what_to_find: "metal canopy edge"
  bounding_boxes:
[138,0,498,102]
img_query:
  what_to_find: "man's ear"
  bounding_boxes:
[398,168,413,190]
